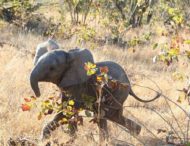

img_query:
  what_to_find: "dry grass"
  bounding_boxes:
[0,26,190,146]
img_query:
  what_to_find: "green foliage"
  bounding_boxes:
[184,40,190,44]
[128,32,152,48]
[76,25,96,45]
[0,0,33,18]
[153,43,158,50]
[84,62,97,76]
[167,7,184,26]
[81,94,95,110]
[128,37,142,47]
[154,0,185,28]
[1,0,189,47]
[56,23,97,48]
[186,142,190,146]
[153,35,190,65]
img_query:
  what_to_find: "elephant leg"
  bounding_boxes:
[42,112,78,140]
[119,116,141,135]
[98,119,109,142]
[105,109,141,135]
[68,119,78,136]
[42,112,65,139]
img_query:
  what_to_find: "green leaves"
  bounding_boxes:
[167,7,184,25]
[186,142,190,146]
[184,40,190,44]
[97,66,109,84]
[153,43,158,50]
[84,62,98,76]
[152,35,190,65]
[153,48,179,66]
[21,96,82,125]
[75,25,96,46]
[68,100,75,106]
[85,110,92,117]
[84,62,110,87]
[82,94,95,110]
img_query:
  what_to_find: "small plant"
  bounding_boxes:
[153,35,190,65]
[167,7,184,26]
[21,95,80,120]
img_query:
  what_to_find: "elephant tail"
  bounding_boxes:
[129,88,161,103]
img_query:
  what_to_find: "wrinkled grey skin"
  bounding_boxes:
[33,39,59,65]
[30,48,160,140]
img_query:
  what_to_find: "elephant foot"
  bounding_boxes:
[106,111,141,136]
[41,121,77,140]
[67,122,77,136]
[125,118,141,135]
[41,121,60,140]
[98,119,109,140]
[41,128,51,140]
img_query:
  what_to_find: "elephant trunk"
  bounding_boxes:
[30,69,41,97]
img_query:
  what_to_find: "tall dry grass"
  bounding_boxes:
[0,25,190,146]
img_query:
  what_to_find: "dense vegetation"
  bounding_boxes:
[0,0,190,43]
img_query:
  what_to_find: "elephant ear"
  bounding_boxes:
[59,49,94,88]
[34,39,59,65]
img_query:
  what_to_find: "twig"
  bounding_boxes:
[125,110,164,143]
[102,86,123,108]
[112,121,146,146]
[161,94,189,117]
[124,105,182,141]
[163,94,185,143]
[49,23,61,39]
[131,72,186,142]
[95,84,104,146]
[131,82,189,143]
[187,119,190,142]
[131,73,189,116]
[109,137,135,146]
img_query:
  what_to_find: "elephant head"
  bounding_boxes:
[30,49,94,97]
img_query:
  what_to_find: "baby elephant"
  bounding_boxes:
[29,48,160,140]
[33,39,59,65]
